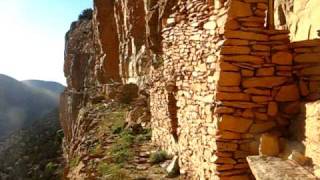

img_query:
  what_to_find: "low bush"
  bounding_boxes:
[149,150,168,164]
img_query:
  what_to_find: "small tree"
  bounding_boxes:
[78,8,93,20]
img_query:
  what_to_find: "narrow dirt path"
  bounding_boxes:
[66,102,184,180]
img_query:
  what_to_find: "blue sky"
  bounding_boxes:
[0,0,92,85]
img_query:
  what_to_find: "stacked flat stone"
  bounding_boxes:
[292,39,320,101]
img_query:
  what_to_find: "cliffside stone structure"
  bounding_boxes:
[61,0,320,179]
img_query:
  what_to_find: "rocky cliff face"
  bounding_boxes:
[93,0,176,86]
[60,14,99,144]
[61,0,320,179]
[275,0,320,41]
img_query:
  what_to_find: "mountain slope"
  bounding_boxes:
[0,74,64,138]
[0,109,63,180]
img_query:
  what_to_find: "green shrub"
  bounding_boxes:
[149,150,168,164]
[78,8,93,20]
[111,121,125,134]
[110,131,135,163]
[98,163,127,180]
[111,148,134,164]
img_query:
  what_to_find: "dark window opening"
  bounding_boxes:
[267,0,275,30]
[277,5,286,26]
[167,86,179,142]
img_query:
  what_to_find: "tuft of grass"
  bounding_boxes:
[110,111,127,134]
[89,144,104,156]
[98,108,127,136]
[149,150,168,164]
[98,163,127,180]
[111,121,125,134]
[110,130,135,163]
[69,156,80,168]
[45,162,57,174]
[135,129,152,143]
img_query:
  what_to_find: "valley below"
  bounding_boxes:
[0,74,65,179]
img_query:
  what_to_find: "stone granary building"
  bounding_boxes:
[61,0,320,179]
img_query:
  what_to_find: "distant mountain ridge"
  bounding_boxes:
[0,74,65,139]
[22,79,65,94]
[22,80,65,100]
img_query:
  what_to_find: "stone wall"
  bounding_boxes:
[151,0,320,179]
[150,0,228,178]
[215,0,294,179]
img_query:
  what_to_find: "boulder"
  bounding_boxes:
[166,156,180,178]
[119,84,139,103]
[288,151,310,166]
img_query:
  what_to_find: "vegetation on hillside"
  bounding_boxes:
[0,109,63,180]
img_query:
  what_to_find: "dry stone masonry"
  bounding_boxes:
[60,0,320,179]
[151,0,229,178]
[150,0,320,179]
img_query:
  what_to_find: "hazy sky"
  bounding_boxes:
[0,0,92,85]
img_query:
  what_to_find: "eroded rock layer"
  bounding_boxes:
[61,17,98,143]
